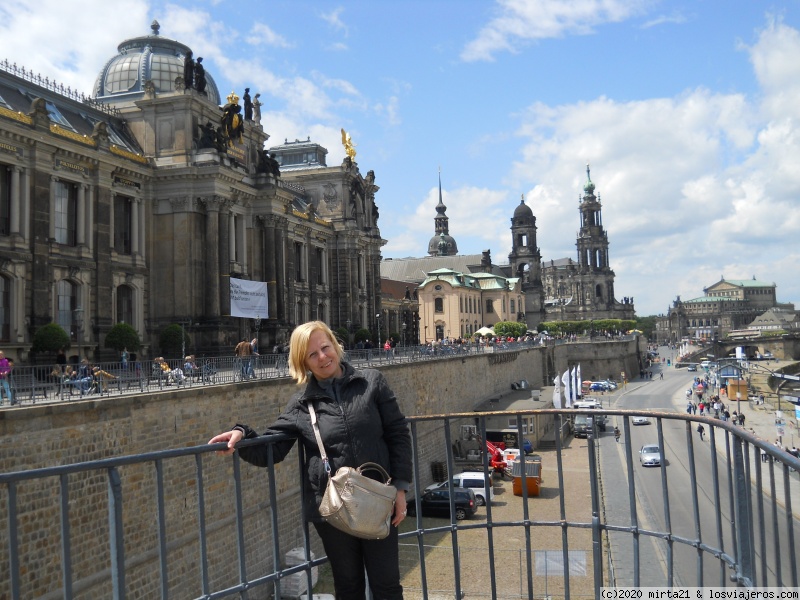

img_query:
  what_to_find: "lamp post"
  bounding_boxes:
[402,322,407,348]
[736,391,741,417]
[375,313,381,345]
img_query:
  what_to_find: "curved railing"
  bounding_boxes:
[2,409,795,599]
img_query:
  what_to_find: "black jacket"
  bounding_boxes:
[235,362,412,521]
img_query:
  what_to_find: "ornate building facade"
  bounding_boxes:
[381,166,635,340]
[0,22,383,361]
[655,278,782,344]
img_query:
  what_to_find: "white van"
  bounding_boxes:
[425,471,495,506]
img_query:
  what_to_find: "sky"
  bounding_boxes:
[1,0,799,317]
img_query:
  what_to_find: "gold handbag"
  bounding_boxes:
[308,403,397,539]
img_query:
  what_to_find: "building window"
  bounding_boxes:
[510,299,515,314]
[0,165,9,236]
[0,276,9,341]
[434,298,443,313]
[294,242,303,281]
[56,280,77,339]
[54,181,77,246]
[316,248,324,285]
[117,285,133,325]
[486,299,493,314]
[114,195,132,254]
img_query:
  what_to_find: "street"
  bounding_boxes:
[600,353,800,587]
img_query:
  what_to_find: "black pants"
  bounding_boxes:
[313,521,403,600]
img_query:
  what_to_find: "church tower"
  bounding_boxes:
[427,170,458,256]
[576,164,616,310]
[508,195,544,328]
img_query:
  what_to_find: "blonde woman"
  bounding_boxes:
[209,321,411,599]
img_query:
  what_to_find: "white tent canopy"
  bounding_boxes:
[475,326,495,337]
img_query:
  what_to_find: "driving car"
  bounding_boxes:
[639,444,662,466]
[406,488,478,520]
[687,364,698,372]
[632,416,650,425]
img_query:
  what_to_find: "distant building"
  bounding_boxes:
[655,277,789,343]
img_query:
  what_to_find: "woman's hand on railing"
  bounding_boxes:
[208,429,243,455]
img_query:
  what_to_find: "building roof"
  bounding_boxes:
[707,278,776,290]
[381,254,506,283]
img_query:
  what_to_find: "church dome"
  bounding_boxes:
[428,232,458,256]
[93,20,220,105]
[513,197,533,219]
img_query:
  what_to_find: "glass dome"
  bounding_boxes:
[93,21,220,105]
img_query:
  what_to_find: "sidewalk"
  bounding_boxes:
[667,360,800,520]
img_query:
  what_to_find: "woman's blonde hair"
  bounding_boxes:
[288,321,344,385]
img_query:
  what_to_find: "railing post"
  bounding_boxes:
[107,467,126,599]
[732,436,755,586]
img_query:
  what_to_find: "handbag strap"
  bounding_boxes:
[307,402,332,477]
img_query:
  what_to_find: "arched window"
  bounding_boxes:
[0,276,9,341]
[56,280,77,339]
[117,285,134,325]
[595,284,603,299]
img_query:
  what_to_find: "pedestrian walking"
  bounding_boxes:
[614,426,621,443]
[697,424,705,441]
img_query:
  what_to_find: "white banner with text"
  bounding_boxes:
[230,278,268,319]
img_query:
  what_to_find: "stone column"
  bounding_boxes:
[204,197,221,318]
[131,198,140,255]
[87,184,94,251]
[138,197,146,259]
[238,216,246,274]
[22,168,29,242]
[261,215,277,320]
[109,192,115,250]
[229,211,236,264]
[49,176,57,240]
[275,218,287,322]
[219,204,231,318]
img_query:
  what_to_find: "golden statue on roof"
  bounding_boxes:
[341,128,357,160]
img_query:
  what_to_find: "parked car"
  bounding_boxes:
[425,471,494,506]
[639,444,662,466]
[407,488,478,520]
[600,380,618,390]
[589,382,609,391]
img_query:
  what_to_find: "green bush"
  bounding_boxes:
[159,324,190,359]
[105,323,141,352]
[354,328,371,344]
[31,323,70,354]
[493,321,527,338]
[334,327,350,346]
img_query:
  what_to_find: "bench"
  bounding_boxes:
[10,374,54,403]
[108,369,145,392]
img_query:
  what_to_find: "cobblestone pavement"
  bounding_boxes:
[396,443,600,600]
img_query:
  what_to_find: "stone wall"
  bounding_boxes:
[0,338,643,599]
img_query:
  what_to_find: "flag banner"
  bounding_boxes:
[562,369,572,408]
[571,367,577,404]
[230,277,268,319]
[553,375,562,409]
[576,364,582,398]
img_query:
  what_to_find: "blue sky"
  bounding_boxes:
[2,0,799,317]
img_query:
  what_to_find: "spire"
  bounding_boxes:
[436,166,446,215]
[583,161,595,194]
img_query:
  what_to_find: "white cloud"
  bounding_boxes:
[461,0,652,62]
[246,22,292,48]
[319,6,349,36]
[0,0,150,93]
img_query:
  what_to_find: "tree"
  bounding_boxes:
[105,323,141,352]
[31,323,70,354]
[354,328,371,344]
[334,327,350,347]
[493,321,526,338]
[159,324,190,359]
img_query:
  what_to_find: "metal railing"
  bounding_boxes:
[1,410,797,599]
